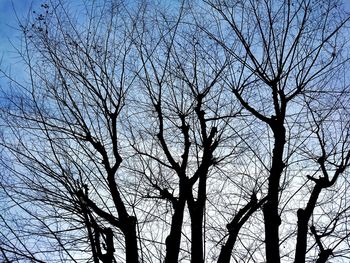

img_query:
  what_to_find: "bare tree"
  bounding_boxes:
[129,5,245,261]
[204,0,350,262]
[1,1,141,262]
[0,0,350,263]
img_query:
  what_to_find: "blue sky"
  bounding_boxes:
[0,0,40,87]
[0,0,38,60]
[1,0,350,87]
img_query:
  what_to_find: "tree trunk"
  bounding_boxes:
[263,124,285,263]
[123,217,139,263]
[165,197,186,263]
[316,249,333,263]
[188,169,208,263]
[294,213,309,263]
[217,229,238,263]
[189,205,204,263]
[294,184,323,263]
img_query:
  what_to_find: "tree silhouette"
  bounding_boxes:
[1,0,349,262]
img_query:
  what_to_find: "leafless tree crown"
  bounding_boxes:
[0,0,350,262]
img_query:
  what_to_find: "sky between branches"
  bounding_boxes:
[1,0,350,87]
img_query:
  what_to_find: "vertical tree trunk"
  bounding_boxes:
[263,188,281,263]
[188,194,205,260]
[263,124,285,263]
[165,197,186,263]
[124,217,139,263]
[294,184,323,263]
[189,204,204,263]
[294,213,309,263]
[188,169,208,263]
